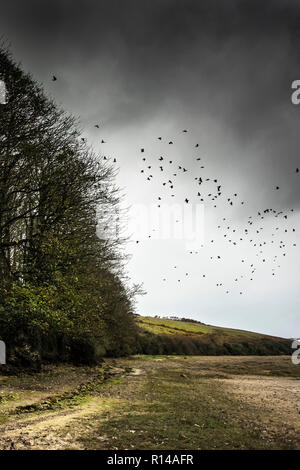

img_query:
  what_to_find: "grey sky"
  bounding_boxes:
[0,0,299,337]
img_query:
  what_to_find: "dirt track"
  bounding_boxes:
[0,356,299,450]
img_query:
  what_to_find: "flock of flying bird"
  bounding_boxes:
[52,74,298,296]
[135,130,299,295]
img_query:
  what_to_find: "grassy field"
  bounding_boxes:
[135,315,291,356]
[0,355,299,450]
[136,315,286,340]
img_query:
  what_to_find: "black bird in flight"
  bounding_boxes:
[52,75,57,81]
[94,124,100,128]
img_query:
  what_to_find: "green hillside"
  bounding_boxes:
[134,315,291,356]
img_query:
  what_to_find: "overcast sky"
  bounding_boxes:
[1,0,300,337]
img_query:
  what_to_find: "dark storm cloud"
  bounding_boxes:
[2,0,300,121]
[1,0,300,206]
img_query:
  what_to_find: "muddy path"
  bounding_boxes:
[0,356,299,450]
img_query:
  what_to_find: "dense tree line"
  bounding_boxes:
[134,330,291,356]
[0,47,139,367]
